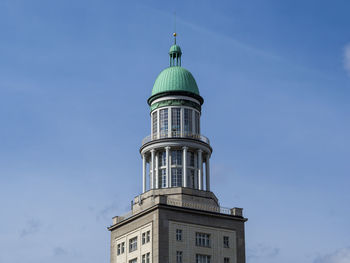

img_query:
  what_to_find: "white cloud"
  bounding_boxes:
[344,44,350,75]
[315,247,350,263]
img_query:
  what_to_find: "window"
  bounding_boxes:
[121,242,125,253]
[196,254,211,263]
[171,108,181,136]
[117,242,125,255]
[160,151,166,167]
[142,252,150,263]
[171,150,182,165]
[224,257,230,263]
[159,109,168,138]
[187,151,195,167]
[152,111,157,139]
[129,237,137,252]
[161,169,167,188]
[129,258,137,263]
[195,111,200,134]
[184,108,193,136]
[171,168,182,187]
[146,231,150,243]
[142,231,150,244]
[176,251,183,263]
[223,236,229,248]
[196,233,210,247]
[176,229,182,241]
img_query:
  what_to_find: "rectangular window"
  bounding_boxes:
[184,108,193,136]
[160,151,166,167]
[171,168,182,187]
[121,242,125,253]
[171,150,182,165]
[142,232,146,245]
[196,254,211,263]
[224,257,230,263]
[176,251,183,263]
[223,236,229,248]
[142,253,150,263]
[129,237,137,252]
[152,111,158,139]
[146,231,150,243]
[196,233,210,247]
[187,151,195,167]
[161,169,167,188]
[171,108,181,137]
[195,111,200,134]
[176,229,182,241]
[117,244,121,255]
[129,258,137,263]
[159,109,168,138]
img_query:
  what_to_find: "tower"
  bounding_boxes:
[108,35,247,263]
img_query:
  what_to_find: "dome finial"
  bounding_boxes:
[173,32,177,45]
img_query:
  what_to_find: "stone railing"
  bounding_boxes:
[142,132,210,146]
[166,198,231,215]
[112,196,243,225]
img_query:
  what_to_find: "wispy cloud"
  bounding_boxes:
[314,247,350,263]
[53,247,68,257]
[344,44,350,76]
[247,243,280,262]
[20,219,42,237]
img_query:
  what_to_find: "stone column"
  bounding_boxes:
[165,146,170,188]
[150,149,155,189]
[205,154,210,191]
[155,152,159,189]
[183,146,188,187]
[198,149,203,190]
[142,154,146,193]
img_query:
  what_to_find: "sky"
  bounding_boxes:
[0,0,349,263]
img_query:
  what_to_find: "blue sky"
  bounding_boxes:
[0,1,349,263]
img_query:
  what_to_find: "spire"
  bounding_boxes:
[169,32,182,67]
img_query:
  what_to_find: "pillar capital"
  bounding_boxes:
[182,146,189,150]
[197,149,203,153]
[150,149,155,153]
[165,146,171,151]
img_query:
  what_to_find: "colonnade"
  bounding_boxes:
[142,146,210,193]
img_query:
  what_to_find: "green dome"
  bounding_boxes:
[169,44,182,54]
[152,66,199,96]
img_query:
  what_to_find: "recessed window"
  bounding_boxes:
[176,251,183,263]
[152,111,158,139]
[224,257,230,263]
[129,237,137,252]
[142,252,150,263]
[161,169,167,188]
[171,150,182,165]
[142,231,150,244]
[117,244,121,255]
[196,254,211,263]
[223,236,229,248]
[117,242,125,255]
[184,108,193,136]
[159,109,168,138]
[196,233,210,247]
[171,108,181,137]
[129,258,137,263]
[176,229,182,241]
[171,168,182,187]
[195,111,200,134]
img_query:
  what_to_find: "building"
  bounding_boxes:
[108,34,247,263]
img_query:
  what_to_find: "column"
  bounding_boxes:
[157,110,160,139]
[198,149,203,190]
[183,146,188,187]
[165,146,170,188]
[205,154,210,191]
[180,108,184,137]
[155,152,159,189]
[150,149,155,189]
[142,154,146,193]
